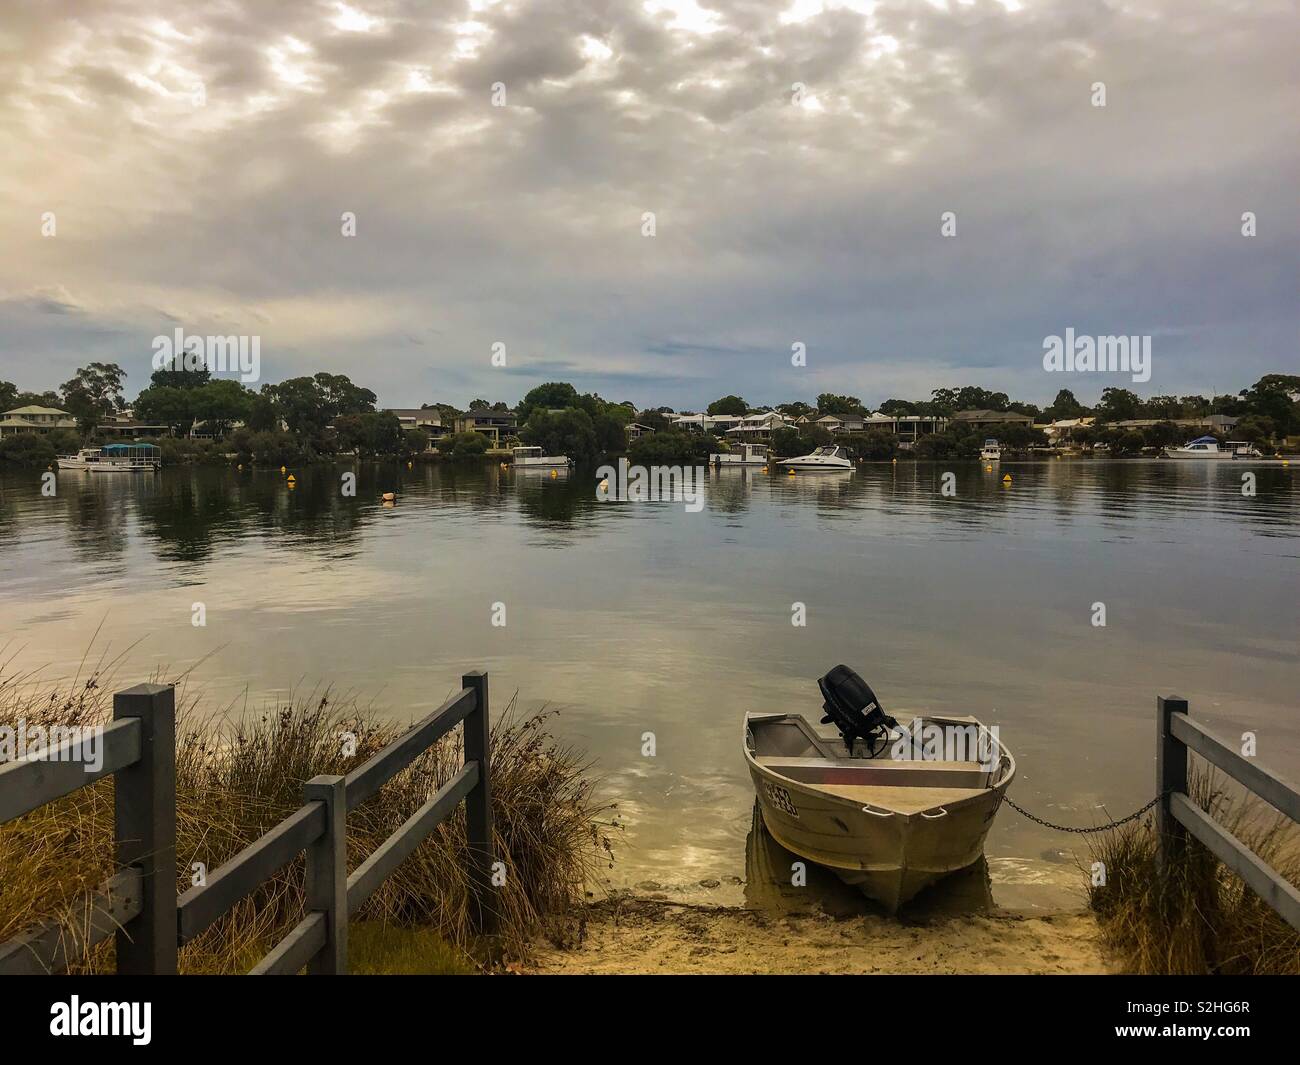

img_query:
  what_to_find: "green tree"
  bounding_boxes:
[521,408,598,461]
[1095,387,1143,423]
[627,430,714,465]
[592,410,627,453]
[0,433,57,466]
[193,379,252,438]
[0,380,17,410]
[516,382,580,426]
[707,395,748,416]
[816,393,864,415]
[843,429,898,459]
[1044,389,1085,420]
[135,385,196,436]
[60,362,127,433]
[148,362,210,390]
[437,431,490,457]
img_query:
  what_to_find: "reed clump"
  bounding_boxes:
[1087,769,1300,975]
[0,663,615,973]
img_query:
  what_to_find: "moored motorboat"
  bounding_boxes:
[776,445,853,470]
[979,439,1001,461]
[744,665,1014,912]
[1163,436,1260,460]
[57,447,103,470]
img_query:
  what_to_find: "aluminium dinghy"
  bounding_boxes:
[744,665,1015,912]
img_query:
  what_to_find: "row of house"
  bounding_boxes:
[3,402,1243,449]
[666,408,1038,446]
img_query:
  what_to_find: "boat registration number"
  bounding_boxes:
[764,782,800,819]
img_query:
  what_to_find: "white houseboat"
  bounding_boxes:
[710,443,769,467]
[510,445,571,469]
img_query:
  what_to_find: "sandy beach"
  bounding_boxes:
[527,896,1115,975]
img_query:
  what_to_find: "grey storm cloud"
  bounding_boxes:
[0,0,1295,409]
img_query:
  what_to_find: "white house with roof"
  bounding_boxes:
[0,405,79,437]
[724,411,791,440]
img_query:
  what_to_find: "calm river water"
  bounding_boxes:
[1,459,1296,911]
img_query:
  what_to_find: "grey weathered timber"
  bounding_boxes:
[1171,793,1300,932]
[0,717,141,823]
[0,869,142,975]
[1155,695,1188,874]
[113,684,177,975]
[462,671,496,935]
[344,686,475,812]
[347,762,479,915]
[177,800,326,944]
[304,776,346,974]
[249,912,327,975]
[1157,697,1300,932]
[1169,712,1300,823]
[3,671,493,976]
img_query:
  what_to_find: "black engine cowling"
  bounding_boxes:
[817,665,898,756]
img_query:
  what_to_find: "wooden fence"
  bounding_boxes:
[1157,695,1300,931]
[0,671,494,974]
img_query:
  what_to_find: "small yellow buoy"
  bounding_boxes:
[787,468,795,476]
[1002,473,1012,483]
[984,465,992,472]
[381,491,396,502]
[550,469,558,478]
[891,458,897,465]
[761,466,768,473]
[407,461,412,469]
[280,465,286,474]
[286,474,296,484]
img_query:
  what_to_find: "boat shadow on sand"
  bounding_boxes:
[743,803,995,919]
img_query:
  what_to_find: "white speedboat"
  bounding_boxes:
[89,443,161,472]
[744,666,1014,912]
[511,446,571,469]
[776,445,853,470]
[710,443,769,467]
[979,439,1001,461]
[1163,436,1258,460]
[57,447,103,471]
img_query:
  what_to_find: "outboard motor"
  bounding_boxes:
[817,665,898,757]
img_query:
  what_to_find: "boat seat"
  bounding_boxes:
[818,783,988,815]
[756,756,992,789]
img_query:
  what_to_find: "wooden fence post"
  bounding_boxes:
[304,775,347,974]
[462,671,496,937]
[1156,695,1189,875]
[114,684,177,975]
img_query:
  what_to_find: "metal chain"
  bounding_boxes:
[1003,791,1167,834]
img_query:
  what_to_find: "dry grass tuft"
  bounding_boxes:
[0,659,616,973]
[1087,768,1300,975]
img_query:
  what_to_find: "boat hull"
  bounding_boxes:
[744,711,1013,912]
[749,767,1005,911]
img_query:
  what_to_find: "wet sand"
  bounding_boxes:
[527,895,1114,975]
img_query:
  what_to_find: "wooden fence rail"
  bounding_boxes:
[1157,695,1300,931]
[0,671,494,975]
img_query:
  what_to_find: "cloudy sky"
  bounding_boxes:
[2,0,1295,411]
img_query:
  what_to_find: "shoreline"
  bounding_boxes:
[527,894,1115,975]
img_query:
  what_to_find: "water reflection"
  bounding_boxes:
[743,804,995,917]
[0,458,1295,903]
